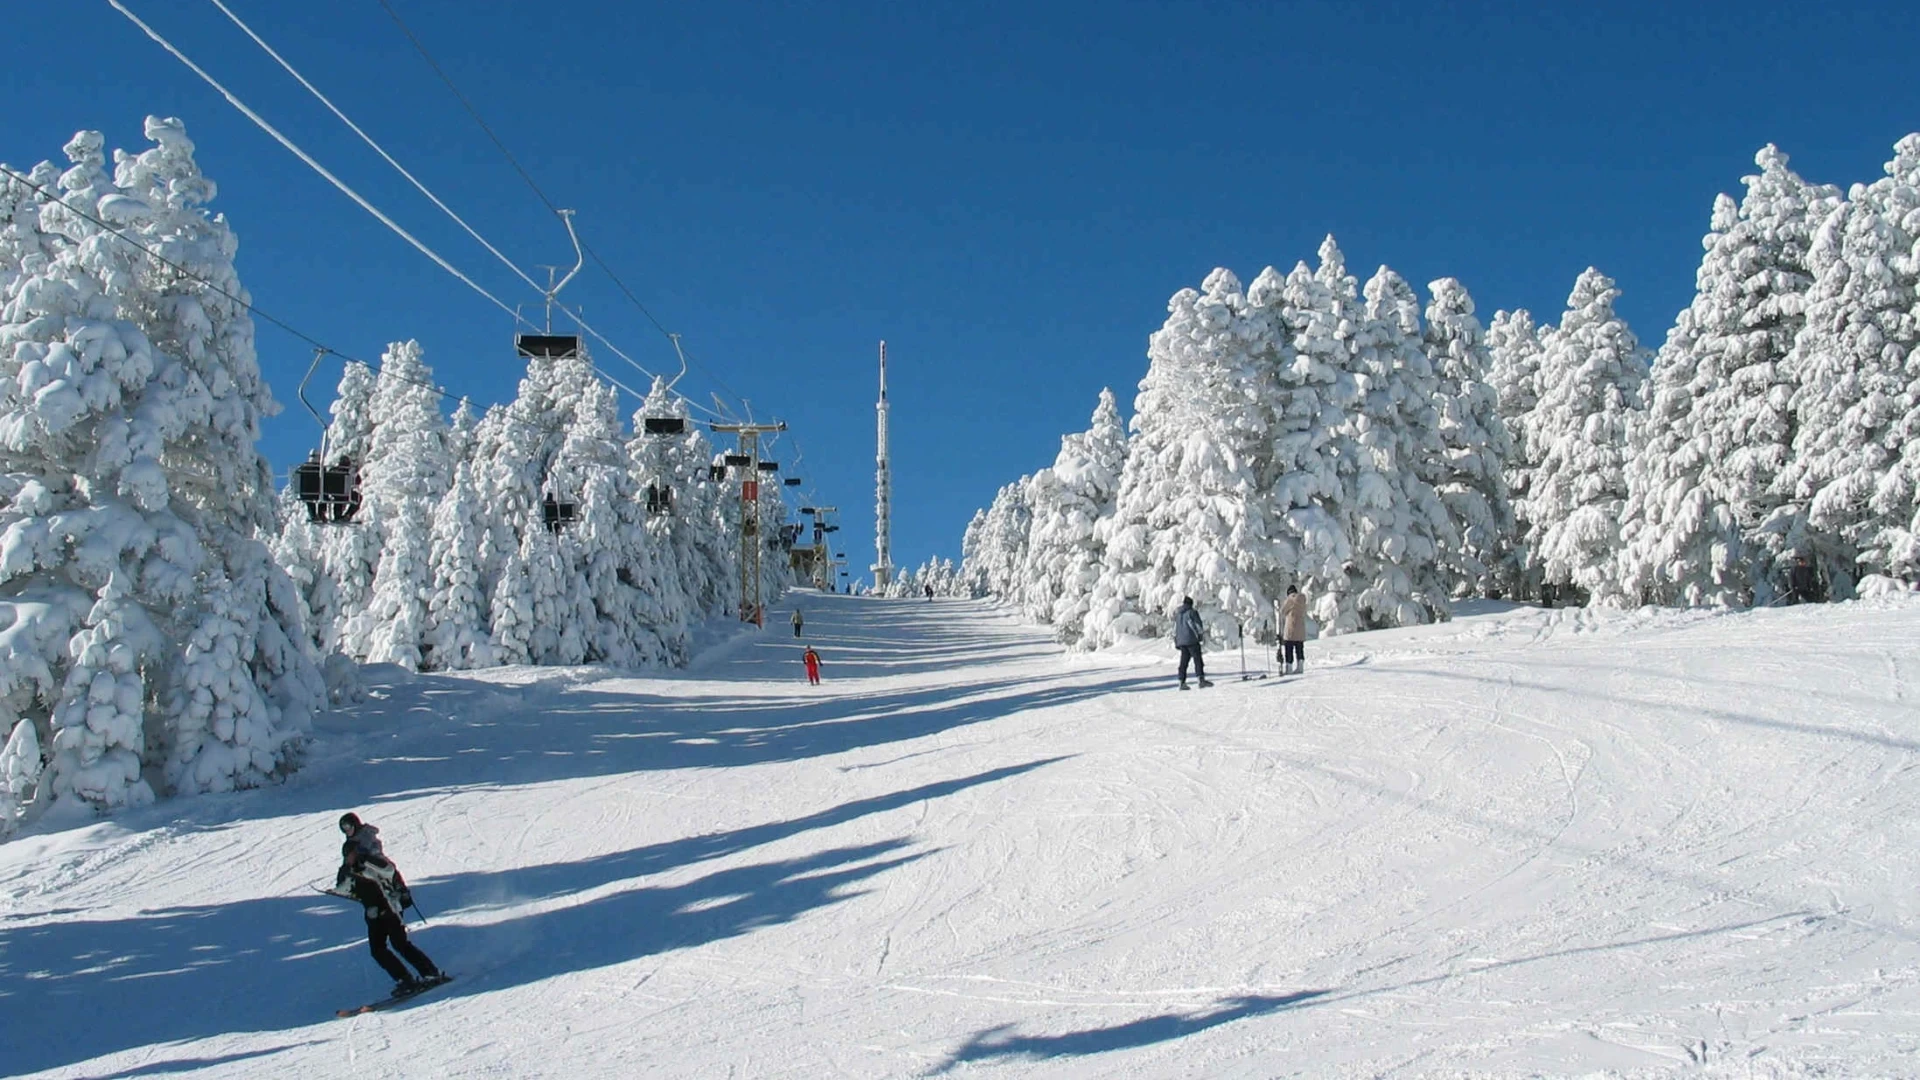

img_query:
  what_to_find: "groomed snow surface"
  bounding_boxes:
[4,592,1918,1078]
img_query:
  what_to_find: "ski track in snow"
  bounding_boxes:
[4,593,1920,1078]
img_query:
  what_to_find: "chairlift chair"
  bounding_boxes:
[756,461,779,473]
[515,334,582,359]
[646,482,675,516]
[541,491,577,533]
[292,351,363,525]
[784,477,802,487]
[708,464,728,483]
[642,416,687,436]
[723,454,752,468]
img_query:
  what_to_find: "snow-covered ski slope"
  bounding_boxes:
[4,593,1919,1079]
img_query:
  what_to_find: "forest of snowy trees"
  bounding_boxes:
[1,119,796,834]
[963,138,1920,647]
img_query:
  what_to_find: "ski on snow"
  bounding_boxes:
[336,974,453,1018]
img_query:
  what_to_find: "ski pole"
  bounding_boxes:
[409,899,430,927]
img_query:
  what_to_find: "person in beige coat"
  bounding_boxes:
[1279,585,1308,675]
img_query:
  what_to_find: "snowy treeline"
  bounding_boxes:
[1,119,324,831]
[275,352,795,673]
[962,138,1920,643]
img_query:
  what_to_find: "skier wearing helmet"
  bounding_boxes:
[331,813,443,994]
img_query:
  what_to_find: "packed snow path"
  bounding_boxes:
[4,593,1919,1077]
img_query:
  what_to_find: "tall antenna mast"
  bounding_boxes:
[873,340,894,591]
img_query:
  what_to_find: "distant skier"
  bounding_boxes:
[803,646,822,685]
[1279,585,1308,675]
[791,608,805,638]
[332,815,442,994]
[1785,555,1822,605]
[1173,596,1212,690]
[925,583,935,602]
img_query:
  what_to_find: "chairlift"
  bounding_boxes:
[645,482,675,516]
[756,461,779,473]
[292,350,362,525]
[799,506,816,515]
[642,416,687,436]
[723,454,751,468]
[708,464,728,483]
[515,333,582,359]
[784,477,802,487]
[541,491,577,533]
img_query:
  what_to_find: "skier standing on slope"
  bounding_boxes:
[332,815,443,993]
[791,607,805,638]
[1785,555,1822,605]
[925,583,935,602]
[1173,597,1212,690]
[803,646,822,685]
[1279,585,1309,675]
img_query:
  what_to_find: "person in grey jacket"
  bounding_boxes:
[1173,596,1212,689]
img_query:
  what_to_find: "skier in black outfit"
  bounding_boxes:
[333,815,442,993]
[1173,596,1212,690]
[1785,555,1822,605]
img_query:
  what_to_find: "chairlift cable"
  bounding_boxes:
[108,0,530,328]
[0,162,588,449]
[372,0,749,421]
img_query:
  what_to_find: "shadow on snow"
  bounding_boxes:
[0,761,1061,1076]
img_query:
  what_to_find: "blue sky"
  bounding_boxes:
[8,1,1918,573]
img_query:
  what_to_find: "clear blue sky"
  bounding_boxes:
[8,1,1918,572]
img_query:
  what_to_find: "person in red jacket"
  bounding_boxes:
[802,646,822,685]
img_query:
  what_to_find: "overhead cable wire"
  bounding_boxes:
[1,162,590,449]
[205,0,546,298]
[107,0,532,329]
[117,0,666,414]
[372,0,750,420]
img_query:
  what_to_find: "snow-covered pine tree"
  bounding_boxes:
[1619,146,1839,607]
[2,120,319,812]
[1783,139,1919,594]
[424,461,491,669]
[628,377,726,635]
[1083,269,1271,646]
[111,117,323,797]
[1024,388,1127,643]
[304,361,377,653]
[1271,243,1366,633]
[353,340,450,669]
[1340,266,1452,627]
[959,508,991,597]
[0,718,42,837]
[1424,278,1516,597]
[1879,135,1920,580]
[1521,269,1649,607]
[1485,308,1547,597]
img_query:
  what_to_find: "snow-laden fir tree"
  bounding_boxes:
[1782,138,1919,594]
[297,361,377,653]
[1520,269,1648,606]
[628,377,728,633]
[912,556,961,597]
[1878,136,1920,579]
[1268,243,1367,632]
[350,340,450,668]
[958,508,991,597]
[1620,147,1840,605]
[1339,266,1452,627]
[424,461,491,669]
[1022,388,1127,643]
[0,119,319,813]
[962,478,1034,604]
[1424,278,1515,597]
[0,718,41,838]
[1082,269,1272,646]
[1485,308,1547,597]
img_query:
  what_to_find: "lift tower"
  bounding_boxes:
[710,420,787,623]
[873,341,894,591]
